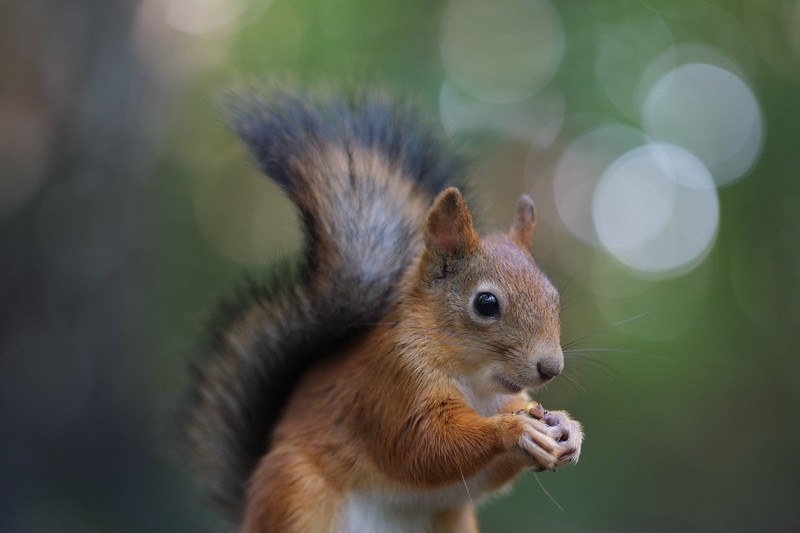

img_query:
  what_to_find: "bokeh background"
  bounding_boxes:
[2,0,800,531]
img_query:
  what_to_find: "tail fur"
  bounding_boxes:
[180,87,464,520]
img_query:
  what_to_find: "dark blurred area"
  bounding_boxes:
[1,0,799,531]
[0,1,206,531]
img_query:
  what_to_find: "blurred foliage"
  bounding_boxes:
[2,0,800,531]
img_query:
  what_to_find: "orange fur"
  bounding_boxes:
[241,188,583,531]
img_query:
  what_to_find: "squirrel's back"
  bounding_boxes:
[180,87,466,520]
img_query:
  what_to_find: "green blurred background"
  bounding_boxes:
[2,0,800,531]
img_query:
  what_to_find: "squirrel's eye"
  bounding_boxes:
[473,292,500,318]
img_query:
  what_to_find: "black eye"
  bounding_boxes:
[473,292,500,318]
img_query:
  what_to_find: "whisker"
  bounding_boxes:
[459,467,475,511]
[533,472,566,514]
[565,363,593,383]
[558,372,587,394]
[555,265,589,297]
[562,312,650,349]
[565,347,668,362]
[565,356,618,378]
[562,336,615,350]
[564,347,639,354]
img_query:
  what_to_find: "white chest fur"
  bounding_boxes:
[341,459,514,532]
[456,377,523,417]
[342,492,439,533]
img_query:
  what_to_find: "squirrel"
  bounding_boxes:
[180,86,583,532]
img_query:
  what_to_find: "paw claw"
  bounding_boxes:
[543,412,562,428]
[518,409,583,472]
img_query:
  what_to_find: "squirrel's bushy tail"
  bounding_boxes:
[180,87,464,521]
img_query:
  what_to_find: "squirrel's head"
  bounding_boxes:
[414,187,562,394]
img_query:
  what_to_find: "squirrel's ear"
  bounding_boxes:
[509,194,537,250]
[424,187,480,259]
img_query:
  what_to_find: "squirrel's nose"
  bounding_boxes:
[537,356,563,380]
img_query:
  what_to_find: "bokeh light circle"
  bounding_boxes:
[594,15,673,118]
[440,0,564,103]
[439,79,565,147]
[164,0,257,34]
[553,123,647,246]
[592,143,719,275]
[642,62,763,186]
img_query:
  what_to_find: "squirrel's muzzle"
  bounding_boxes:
[536,356,564,380]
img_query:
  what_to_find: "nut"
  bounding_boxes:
[521,400,546,419]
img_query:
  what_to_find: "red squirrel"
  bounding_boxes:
[181,87,583,532]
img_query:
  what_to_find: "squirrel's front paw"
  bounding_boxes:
[517,407,583,472]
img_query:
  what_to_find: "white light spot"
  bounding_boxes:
[165,0,258,34]
[553,123,647,246]
[440,0,564,103]
[439,79,564,147]
[594,15,673,117]
[592,143,719,276]
[642,62,764,186]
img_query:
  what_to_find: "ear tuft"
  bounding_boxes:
[424,187,480,258]
[510,194,537,250]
